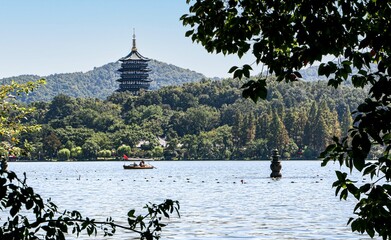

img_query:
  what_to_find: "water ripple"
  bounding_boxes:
[8,161,379,240]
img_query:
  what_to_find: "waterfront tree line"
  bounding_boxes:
[17,77,367,161]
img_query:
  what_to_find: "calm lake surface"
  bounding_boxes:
[8,161,377,240]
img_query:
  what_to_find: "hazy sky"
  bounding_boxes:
[0,0,258,79]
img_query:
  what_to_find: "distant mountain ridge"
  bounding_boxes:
[0,60,205,103]
[297,62,378,81]
[3,60,363,103]
[298,65,326,81]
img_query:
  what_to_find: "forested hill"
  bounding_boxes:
[20,77,368,161]
[0,60,205,103]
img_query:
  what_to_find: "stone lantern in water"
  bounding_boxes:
[270,149,282,178]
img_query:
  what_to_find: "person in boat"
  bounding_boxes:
[133,162,137,167]
[139,160,145,167]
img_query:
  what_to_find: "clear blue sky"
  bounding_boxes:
[0,0,257,79]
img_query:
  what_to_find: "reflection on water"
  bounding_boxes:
[8,161,377,239]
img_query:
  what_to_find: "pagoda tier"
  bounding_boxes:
[116,31,152,95]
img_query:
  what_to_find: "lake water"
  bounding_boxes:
[8,161,378,240]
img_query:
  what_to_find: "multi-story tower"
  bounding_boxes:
[116,31,151,94]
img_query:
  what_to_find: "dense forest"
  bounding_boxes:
[16,77,370,161]
[0,60,205,103]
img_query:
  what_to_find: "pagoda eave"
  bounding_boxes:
[118,69,151,72]
[119,51,150,62]
[116,79,152,83]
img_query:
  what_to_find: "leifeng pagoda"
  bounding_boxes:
[116,31,151,94]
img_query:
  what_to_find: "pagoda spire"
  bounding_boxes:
[132,28,137,51]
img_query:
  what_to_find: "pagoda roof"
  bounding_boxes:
[119,30,150,62]
[120,50,150,61]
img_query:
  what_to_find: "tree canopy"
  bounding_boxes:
[18,78,366,161]
[182,1,391,239]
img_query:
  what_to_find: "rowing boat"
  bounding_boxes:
[123,164,154,170]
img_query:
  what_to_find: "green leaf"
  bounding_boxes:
[127,209,135,218]
[185,30,194,37]
[335,171,346,181]
[352,157,365,172]
[10,203,21,217]
[233,69,243,79]
[128,219,135,227]
[346,184,360,199]
[363,164,377,176]
[293,71,302,78]
[318,63,325,76]
[366,225,375,238]
[350,218,357,231]
[243,68,251,78]
[359,183,371,193]
[26,199,34,210]
[340,188,348,200]
[228,66,239,73]
[58,222,68,233]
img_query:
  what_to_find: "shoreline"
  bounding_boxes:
[9,158,320,162]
